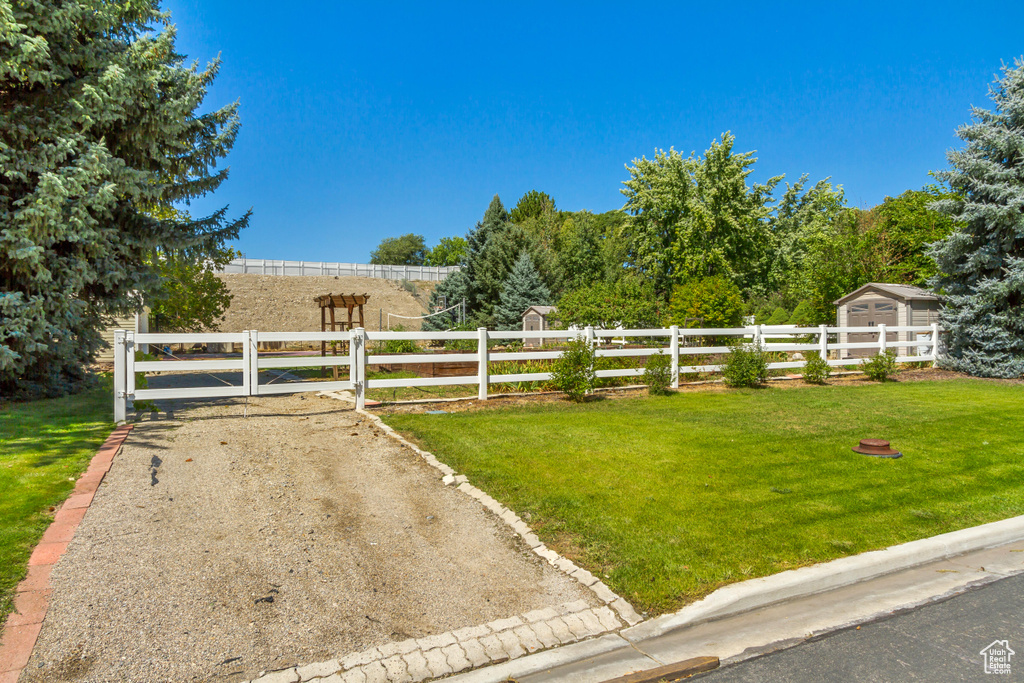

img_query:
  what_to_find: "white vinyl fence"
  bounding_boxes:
[219,258,460,281]
[113,323,941,422]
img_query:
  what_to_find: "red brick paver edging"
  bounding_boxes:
[0,424,133,683]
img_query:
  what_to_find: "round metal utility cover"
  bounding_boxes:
[853,438,902,458]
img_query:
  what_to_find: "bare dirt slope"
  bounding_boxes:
[215,274,438,332]
[24,392,592,683]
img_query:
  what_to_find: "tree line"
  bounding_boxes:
[377,58,1024,380]
[382,140,956,334]
[2,0,1021,398]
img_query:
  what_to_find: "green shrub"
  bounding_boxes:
[801,350,831,384]
[861,349,900,382]
[721,344,769,388]
[443,322,478,351]
[551,336,595,402]
[489,359,556,393]
[380,324,419,354]
[593,355,632,388]
[557,275,665,330]
[667,276,744,328]
[787,300,818,326]
[765,307,790,325]
[643,351,673,395]
[133,351,159,413]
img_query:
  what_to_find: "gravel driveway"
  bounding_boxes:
[23,392,593,682]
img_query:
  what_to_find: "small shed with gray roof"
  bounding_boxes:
[834,283,940,358]
[522,305,558,347]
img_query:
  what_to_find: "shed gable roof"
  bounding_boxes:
[522,305,557,318]
[834,283,939,306]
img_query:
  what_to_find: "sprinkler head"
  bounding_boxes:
[853,439,902,459]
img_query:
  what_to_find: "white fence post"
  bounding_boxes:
[114,330,127,423]
[242,330,252,397]
[585,326,595,393]
[878,324,888,355]
[248,330,259,395]
[125,332,136,412]
[670,325,680,389]
[478,327,489,401]
[353,328,366,409]
[931,322,941,361]
[753,324,763,349]
[819,324,828,360]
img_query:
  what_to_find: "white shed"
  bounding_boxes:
[834,283,940,358]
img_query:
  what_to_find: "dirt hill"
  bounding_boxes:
[214,274,436,332]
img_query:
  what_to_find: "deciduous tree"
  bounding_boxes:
[871,186,957,287]
[620,134,782,296]
[369,233,427,265]
[666,276,744,328]
[424,236,467,267]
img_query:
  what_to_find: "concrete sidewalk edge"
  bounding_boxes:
[621,513,1024,642]
[443,514,1024,682]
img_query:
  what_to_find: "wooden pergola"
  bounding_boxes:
[315,293,369,379]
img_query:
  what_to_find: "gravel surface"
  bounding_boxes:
[23,393,593,682]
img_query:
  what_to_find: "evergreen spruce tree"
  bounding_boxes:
[1,2,248,396]
[474,222,556,323]
[493,252,551,330]
[461,195,510,319]
[464,196,508,285]
[929,59,1024,378]
[422,270,470,331]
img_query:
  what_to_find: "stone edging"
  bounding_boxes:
[248,394,644,683]
[0,424,134,681]
[251,599,624,683]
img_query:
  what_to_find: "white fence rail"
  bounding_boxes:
[113,323,942,422]
[219,258,460,281]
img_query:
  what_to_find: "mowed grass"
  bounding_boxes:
[384,379,1024,615]
[0,379,113,619]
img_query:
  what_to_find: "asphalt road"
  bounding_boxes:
[694,572,1024,682]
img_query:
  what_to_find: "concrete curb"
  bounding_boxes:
[621,513,1024,643]
[0,424,133,683]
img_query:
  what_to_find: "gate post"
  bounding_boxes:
[931,322,941,361]
[878,323,888,355]
[818,324,829,360]
[247,330,259,395]
[585,326,596,394]
[126,331,136,412]
[353,328,366,409]
[114,330,127,423]
[477,327,489,401]
[670,325,680,389]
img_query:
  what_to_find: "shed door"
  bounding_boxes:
[848,299,899,357]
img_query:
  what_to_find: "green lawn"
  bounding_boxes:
[0,379,113,620]
[384,379,1024,615]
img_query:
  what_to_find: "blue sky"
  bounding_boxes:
[162,1,1024,263]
